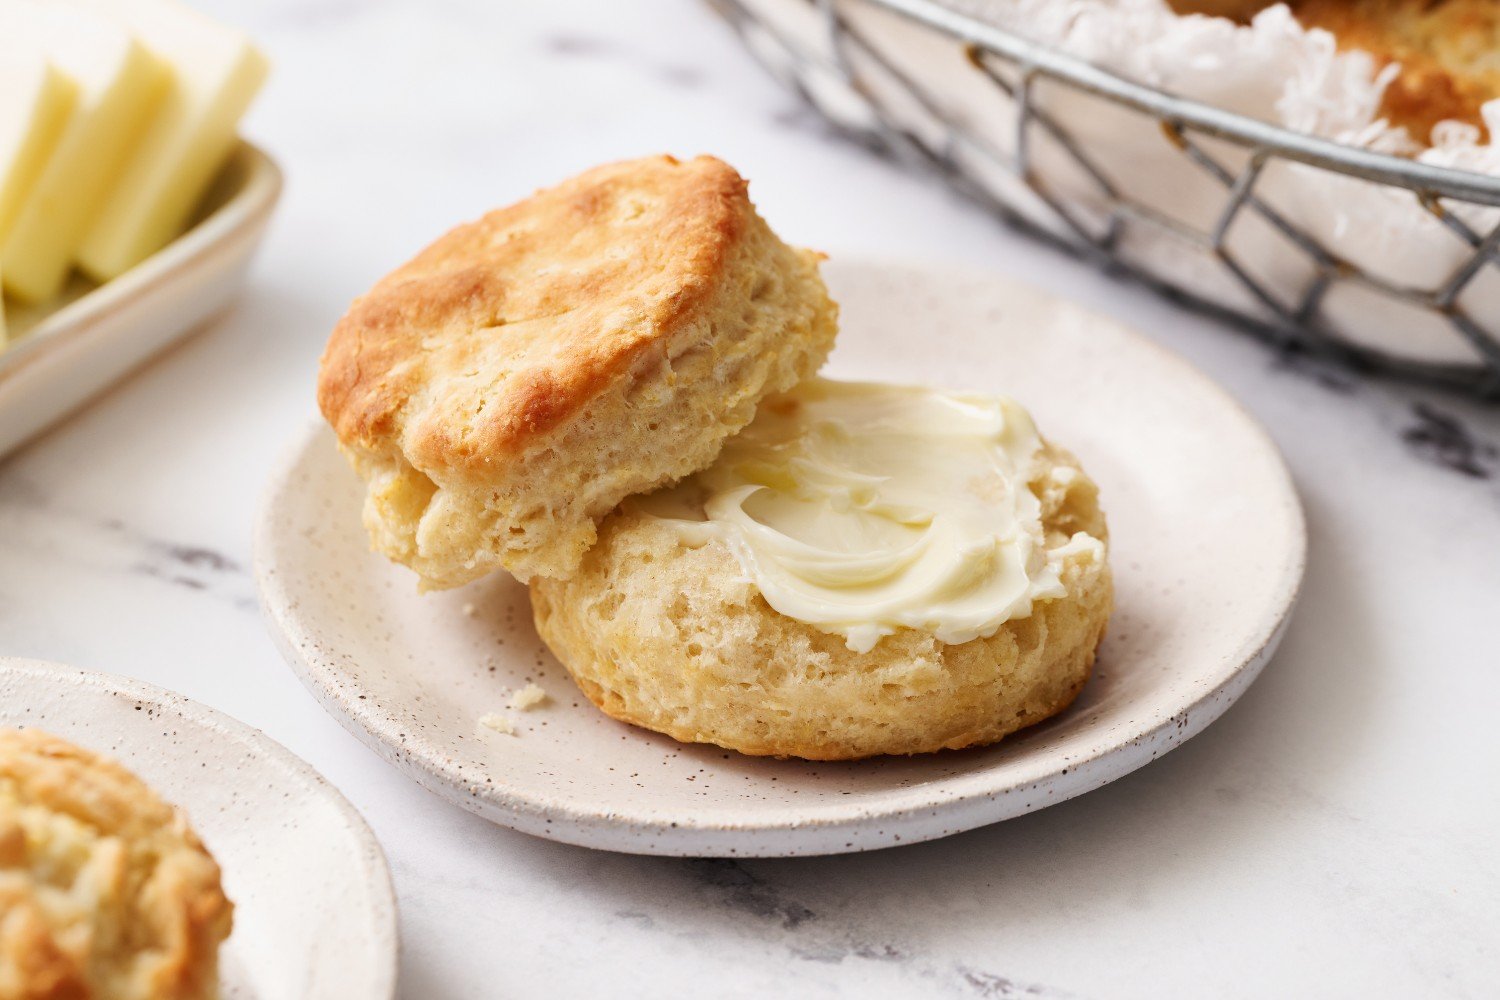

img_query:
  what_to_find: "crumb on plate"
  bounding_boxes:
[509,683,547,711]
[479,713,514,736]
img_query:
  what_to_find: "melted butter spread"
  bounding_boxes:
[636,378,1104,653]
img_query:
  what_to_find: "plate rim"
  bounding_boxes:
[255,258,1307,856]
[0,657,399,997]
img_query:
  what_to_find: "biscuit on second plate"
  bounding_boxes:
[0,728,232,1000]
[318,154,838,587]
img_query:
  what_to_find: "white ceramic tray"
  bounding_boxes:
[0,141,281,457]
[256,259,1306,857]
[0,658,398,1000]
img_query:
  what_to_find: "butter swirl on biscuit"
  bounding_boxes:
[638,378,1104,653]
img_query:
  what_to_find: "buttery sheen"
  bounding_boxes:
[638,378,1103,653]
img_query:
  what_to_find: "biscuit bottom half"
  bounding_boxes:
[530,446,1112,760]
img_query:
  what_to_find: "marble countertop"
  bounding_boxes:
[2,1,1497,997]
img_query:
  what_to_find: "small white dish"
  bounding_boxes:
[0,141,281,458]
[0,658,398,999]
[256,259,1305,858]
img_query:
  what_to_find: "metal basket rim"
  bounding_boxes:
[856,0,1500,207]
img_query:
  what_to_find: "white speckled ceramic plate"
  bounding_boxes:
[255,259,1304,858]
[0,659,398,998]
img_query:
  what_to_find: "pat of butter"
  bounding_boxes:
[639,379,1105,653]
[0,47,78,345]
[76,0,269,282]
[0,47,78,246]
[0,0,168,304]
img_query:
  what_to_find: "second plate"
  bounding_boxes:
[0,658,397,998]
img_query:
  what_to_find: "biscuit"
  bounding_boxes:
[318,154,839,587]
[531,442,1111,760]
[1289,0,1500,141]
[1170,0,1500,140]
[0,728,231,1000]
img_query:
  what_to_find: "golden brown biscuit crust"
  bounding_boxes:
[323,154,768,470]
[0,729,231,1000]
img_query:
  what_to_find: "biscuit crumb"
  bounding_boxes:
[509,683,548,711]
[479,713,515,735]
[462,602,477,617]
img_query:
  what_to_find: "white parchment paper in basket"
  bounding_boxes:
[739,0,1500,367]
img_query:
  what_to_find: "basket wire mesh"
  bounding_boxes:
[712,0,1500,397]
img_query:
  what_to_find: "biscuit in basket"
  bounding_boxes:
[1171,0,1500,140]
[0,728,232,1000]
[1289,0,1500,141]
[531,382,1112,760]
[318,154,839,587]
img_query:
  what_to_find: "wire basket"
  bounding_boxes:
[712,0,1500,397]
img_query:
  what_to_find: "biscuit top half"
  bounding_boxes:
[320,155,773,473]
[317,154,838,587]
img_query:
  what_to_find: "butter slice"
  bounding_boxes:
[0,0,168,304]
[0,47,78,246]
[0,47,79,345]
[77,0,269,281]
[641,379,1101,653]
